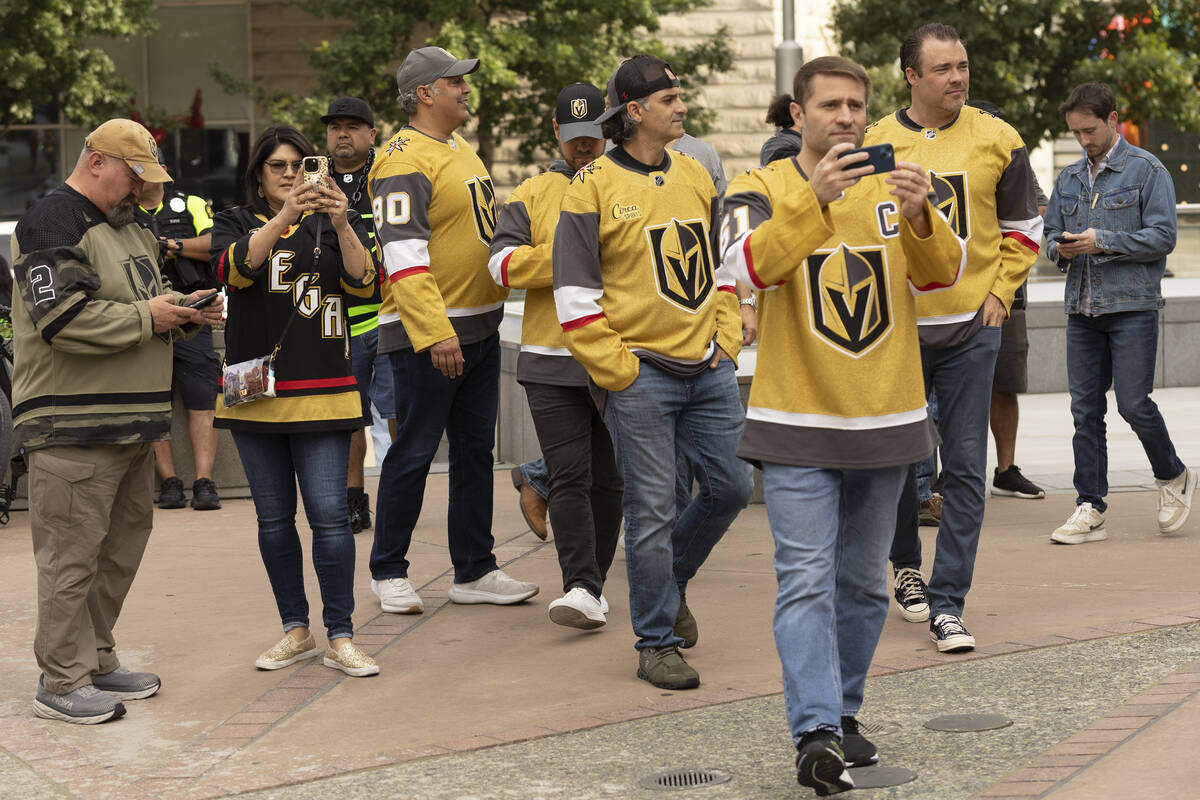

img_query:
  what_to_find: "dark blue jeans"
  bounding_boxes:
[231,430,356,639]
[1067,311,1184,512]
[370,333,501,584]
[890,325,1001,617]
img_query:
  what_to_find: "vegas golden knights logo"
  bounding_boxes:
[806,244,891,356]
[571,98,587,118]
[929,170,970,241]
[465,175,497,244]
[122,254,170,342]
[645,218,714,312]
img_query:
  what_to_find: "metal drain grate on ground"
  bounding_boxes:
[639,768,732,791]
[856,718,902,736]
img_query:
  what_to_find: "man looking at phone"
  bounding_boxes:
[135,176,222,511]
[11,118,224,724]
[368,47,538,613]
[1044,81,1193,543]
[867,23,1042,652]
[321,97,395,534]
[722,56,963,794]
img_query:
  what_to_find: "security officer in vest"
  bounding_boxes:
[136,168,222,511]
[323,97,395,533]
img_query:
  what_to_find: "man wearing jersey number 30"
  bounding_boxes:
[367,46,538,614]
[554,55,752,691]
[722,56,963,795]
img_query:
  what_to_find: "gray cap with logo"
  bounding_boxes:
[395,46,480,96]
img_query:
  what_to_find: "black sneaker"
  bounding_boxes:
[929,613,976,653]
[157,477,186,509]
[992,465,1045,499]
[190,478,221,510]
[840,715,878,768]
[348,489,371,533]
[637,645,700,690]
[892,567,929,623]
[795,731,854,796]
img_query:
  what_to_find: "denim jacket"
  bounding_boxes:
[1043,136,1176,315]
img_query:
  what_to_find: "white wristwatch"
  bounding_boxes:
[739,296,757,311]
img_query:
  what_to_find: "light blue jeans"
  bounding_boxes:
[763,462,907,743]
[603,359,752,650]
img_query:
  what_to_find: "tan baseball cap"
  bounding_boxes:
[84,119,172,183]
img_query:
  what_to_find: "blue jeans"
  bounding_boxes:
[520,457,549,500]
[763,462,906,742]
[915,391,939,502]
[231,430,356,639]
[890,325,1001,617]
[350,327,396,423]
[1068,311,1184,511]
[370,333,501,583]
[603,359,752,649]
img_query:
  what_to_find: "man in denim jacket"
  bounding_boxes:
[1044,81,1195,544]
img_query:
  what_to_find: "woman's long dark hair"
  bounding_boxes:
[243,124,316,217]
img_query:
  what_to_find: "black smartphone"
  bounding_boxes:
[185,290,220,309]
[1054,233,1070,243]
[837,143,895,174]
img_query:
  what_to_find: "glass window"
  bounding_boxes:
[0,130,62,218]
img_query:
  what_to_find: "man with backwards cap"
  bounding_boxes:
[488,83,623,630]
[10,118,224,724]
[368,46,538,613]
[554,56,752,689]
[321,97,394,535]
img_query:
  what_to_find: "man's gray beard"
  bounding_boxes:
[107,199,136,227]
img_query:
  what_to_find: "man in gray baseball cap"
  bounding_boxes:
[395,46,480,96]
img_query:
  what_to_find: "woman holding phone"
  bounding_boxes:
[210,124,379,677]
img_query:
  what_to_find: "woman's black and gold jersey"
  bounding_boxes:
[722,158,964,469]
[211,206,376,432]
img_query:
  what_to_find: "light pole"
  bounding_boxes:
[776,0,803,96]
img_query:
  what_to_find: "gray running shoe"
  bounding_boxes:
[34,679,125,724]
[93,667,161,699]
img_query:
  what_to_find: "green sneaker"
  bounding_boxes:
[675,599,698,648]
[637,645,700,690]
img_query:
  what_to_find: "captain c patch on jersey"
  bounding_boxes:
[928,170,970,241]
[805,243,892,357]
[644,217,714,313]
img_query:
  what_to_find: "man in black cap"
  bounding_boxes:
[321,97,394,534]
[488,83,622,630]
[367,46,538,613]
[553,56,752,688]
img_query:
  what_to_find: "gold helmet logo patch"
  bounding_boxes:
[645,217,714,312]
[465,175,497,244]
[571,98,587,119]
[806,244,891,356]
[928,170,970,241]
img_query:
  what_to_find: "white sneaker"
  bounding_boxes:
[447,569,539,605]
[371,578,424,614]
[599,594,609,614]
[548,586,606,629]
[1157,468,1196,533]
[1050,503,1107,544]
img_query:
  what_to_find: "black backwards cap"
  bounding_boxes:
[596,55,680,123]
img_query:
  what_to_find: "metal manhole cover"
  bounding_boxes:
[924,713,1013,732]
[639,768,733,790]
[856,719,902,736]
[847,765,918,788]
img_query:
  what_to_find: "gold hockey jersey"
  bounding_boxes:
[722,158,964,468]
[368,127,508,353]
[488,160,586,386]
[866,106,1041,347]
[552,147,741,392]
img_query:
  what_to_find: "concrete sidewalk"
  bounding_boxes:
[0,387,1197,800]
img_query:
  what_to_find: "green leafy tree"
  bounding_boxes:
[0,0,156,129]
[250,0,733,171]
[832,0,1200,149]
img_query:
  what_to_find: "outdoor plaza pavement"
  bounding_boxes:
[0,387,1197,800]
